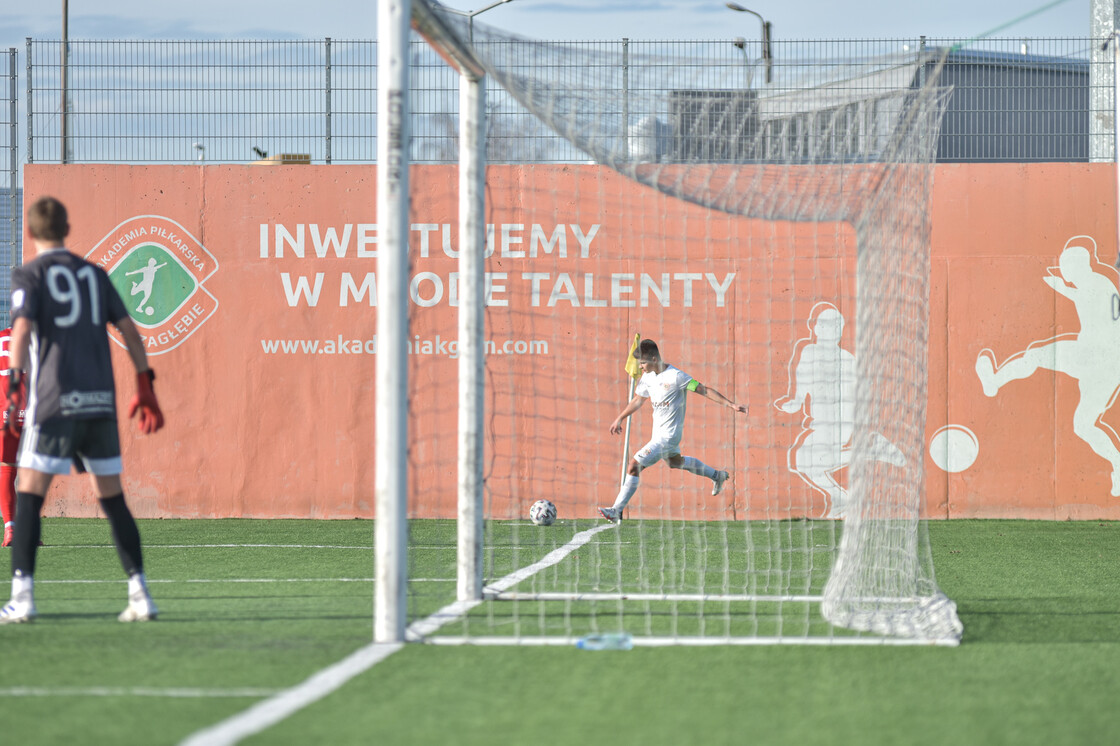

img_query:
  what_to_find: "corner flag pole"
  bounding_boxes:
[620,335,641,514]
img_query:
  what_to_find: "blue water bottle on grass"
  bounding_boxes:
[576,632,633,650]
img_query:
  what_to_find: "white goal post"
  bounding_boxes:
[377,0,491,640]
[374,0,411,644]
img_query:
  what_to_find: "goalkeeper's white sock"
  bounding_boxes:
[612,475,640,511]
[128,572,149,598]
[11,571,32,601]
[680,457,716,479]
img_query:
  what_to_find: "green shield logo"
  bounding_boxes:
[108,244,195,326]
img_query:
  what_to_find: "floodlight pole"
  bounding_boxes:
[725,2,773,84]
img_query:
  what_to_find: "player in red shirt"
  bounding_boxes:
[0,326,23,548]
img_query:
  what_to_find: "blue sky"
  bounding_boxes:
[0,0,1098,50]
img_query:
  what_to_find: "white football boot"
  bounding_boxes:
[119,589,158,622]
[597,507,621,524]
[0,594,37,624]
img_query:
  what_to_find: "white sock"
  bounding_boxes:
[128,572,149,598]
[612,475,640,511]
[11,572,33,600]
[680,457,716,479]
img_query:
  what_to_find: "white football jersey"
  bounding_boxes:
[635,364,695,445]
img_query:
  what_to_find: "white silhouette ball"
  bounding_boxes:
[929,425,979,473]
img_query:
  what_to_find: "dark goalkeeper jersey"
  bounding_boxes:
[10,248,130,424]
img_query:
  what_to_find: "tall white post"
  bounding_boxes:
[1090,0,1119,162]
[1114,32,1120,266]
[375,0,411,643]
[457,72,486,602]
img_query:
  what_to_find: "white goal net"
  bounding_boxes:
[401,2,963,645]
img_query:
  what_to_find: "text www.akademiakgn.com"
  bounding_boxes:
[260,335,549,359]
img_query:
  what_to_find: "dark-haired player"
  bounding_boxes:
[598,339,746,523]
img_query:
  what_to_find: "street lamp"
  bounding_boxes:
[725,2,773,84]
[731,37,755,88]
[442,0,518,45]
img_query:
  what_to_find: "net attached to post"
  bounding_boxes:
[413,4,962,645]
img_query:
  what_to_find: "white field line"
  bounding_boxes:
[425,635,960,647]
[39,573,456,582]
[493,591,824,603]
[57,544,373,550]
[178,643,405,746]
[179,522,617,746]
[37,577,377,584]
[405,523,616,640]
[36,577,457,584]
[58,542,617,550]
[0,686,282,698]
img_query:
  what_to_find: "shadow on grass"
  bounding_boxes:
[959,598,1120,644]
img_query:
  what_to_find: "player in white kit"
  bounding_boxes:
[598,339,747,523]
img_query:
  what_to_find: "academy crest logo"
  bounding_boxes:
[88,215,219,355]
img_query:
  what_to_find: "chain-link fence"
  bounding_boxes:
[21,36,1105,166]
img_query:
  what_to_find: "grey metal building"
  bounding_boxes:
[930,46,1089,162]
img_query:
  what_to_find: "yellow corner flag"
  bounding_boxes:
[624,333,642,380]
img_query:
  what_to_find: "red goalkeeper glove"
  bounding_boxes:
[128,369,164,435]
[4,369,24,438]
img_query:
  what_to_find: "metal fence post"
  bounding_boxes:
[622,38,629,161]
[8,48,17,268]
[25,38,32,165]
[326,37,332,164]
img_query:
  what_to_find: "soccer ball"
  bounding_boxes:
[529,499,557,526]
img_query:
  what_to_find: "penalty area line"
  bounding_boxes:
[178,522,614,746]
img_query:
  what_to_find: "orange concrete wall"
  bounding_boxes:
[929,164,1120,518]
[22,163,1120,520]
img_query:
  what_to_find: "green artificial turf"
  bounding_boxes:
[0,519,1117,745]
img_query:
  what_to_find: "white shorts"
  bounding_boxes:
[634,438,682,467]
